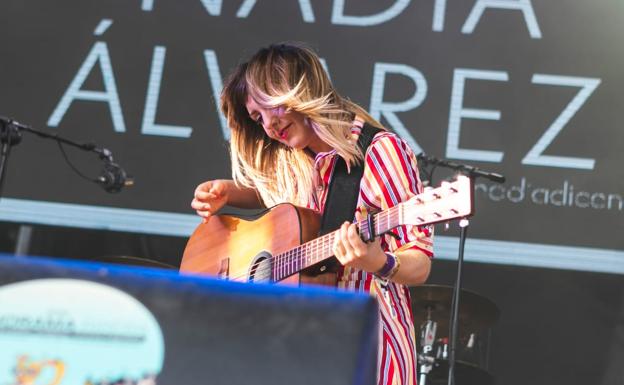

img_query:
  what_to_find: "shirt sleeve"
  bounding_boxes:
[358,132,434,257]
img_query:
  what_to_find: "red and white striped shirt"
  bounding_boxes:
[307,121,434,385]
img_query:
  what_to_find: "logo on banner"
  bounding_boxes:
[0,279,165,385]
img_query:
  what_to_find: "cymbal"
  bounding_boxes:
[410,284,499,332]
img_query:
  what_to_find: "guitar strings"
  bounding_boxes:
[225,206,402,282]
[226,226,344,282]
[226,229,340,282]
[230,205,404,282]
[226,206,401,282]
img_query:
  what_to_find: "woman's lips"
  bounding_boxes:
[278,124,290,139]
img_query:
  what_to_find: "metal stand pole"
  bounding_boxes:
[0,119,22,198]
[14,224,33,255]
[447,218,469,385]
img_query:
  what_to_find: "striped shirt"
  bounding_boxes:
[307,121,434,385]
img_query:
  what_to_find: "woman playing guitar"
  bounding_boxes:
[191,42,433,385]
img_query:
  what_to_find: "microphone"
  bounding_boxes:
[97,160,134,193]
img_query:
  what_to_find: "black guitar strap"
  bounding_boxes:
[307,123,382,275]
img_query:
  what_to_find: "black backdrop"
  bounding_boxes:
[1,0,622,270]
[1,1,623,384]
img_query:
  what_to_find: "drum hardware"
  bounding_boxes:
[412,284,499,385]
[418,307,438,385]
[435,337,449,360]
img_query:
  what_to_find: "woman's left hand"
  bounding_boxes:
[333,212,387,273]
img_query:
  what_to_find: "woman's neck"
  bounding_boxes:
[306,134,333,154]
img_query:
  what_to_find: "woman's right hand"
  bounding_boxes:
[191,180,229,222]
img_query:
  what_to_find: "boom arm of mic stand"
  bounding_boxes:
[417,153,506,184]
[18,125,115,165]
[20,125,105,154]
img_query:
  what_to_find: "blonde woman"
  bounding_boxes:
[192,43,433,385]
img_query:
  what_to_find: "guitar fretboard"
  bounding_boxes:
[270,204,403,282]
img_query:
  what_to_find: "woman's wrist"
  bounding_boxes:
[374,252,400,280]
[220,179,232,204]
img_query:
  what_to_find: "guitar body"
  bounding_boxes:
[180,203,322,285]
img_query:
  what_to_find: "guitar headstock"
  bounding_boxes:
[401,175,474,226]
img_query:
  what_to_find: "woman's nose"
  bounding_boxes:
[264,114,280,134]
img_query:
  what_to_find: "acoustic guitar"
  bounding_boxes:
[180,175,474,285]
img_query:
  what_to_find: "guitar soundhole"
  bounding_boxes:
[248,251,273,283]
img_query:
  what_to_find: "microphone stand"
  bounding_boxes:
[0,118,23,198]
[0,116,131,199]
[448,217,469,385]
[416,153,505,385]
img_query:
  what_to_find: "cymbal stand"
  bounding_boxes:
[418,307,437,385]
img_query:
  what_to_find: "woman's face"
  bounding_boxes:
[245,95,331,153]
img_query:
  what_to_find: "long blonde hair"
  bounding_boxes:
[221,43,383,207]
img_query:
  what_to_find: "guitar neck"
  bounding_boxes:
[271,206,402,282]
[270,175,473,282]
